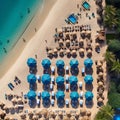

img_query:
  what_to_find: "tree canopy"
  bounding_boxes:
[94,104,114,120]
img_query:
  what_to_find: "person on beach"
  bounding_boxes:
[27,8,30,14]
[35,28,37,32]
[3,47,7,53]
[35,54,37,59]
[7,40,10,43]
[23,38,26,42]
[45,40,47,43]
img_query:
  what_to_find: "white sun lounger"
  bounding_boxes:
[51,76,55,83]
[80,100,83,106]
[51,99,54,105]
[37,91,41,97]
[36,75,40,80]
[65,66,69,71]
[80,91,84,98]
[66,84,69,90]
[51,66,55,72]
[51,91,55,97]
[65,99,69,105]
[79,81,83,88]
[50,84,53,90]
[65,75,69,81]
[37,99,40,105]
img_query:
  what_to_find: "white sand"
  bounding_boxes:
[0,0,107,119]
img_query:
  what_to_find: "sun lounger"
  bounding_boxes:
[50,84,53,90]
[82,68,85,76]
[65,99,69,105]
[79,81,83,88]
[37,99,40,105]
[65,75,69,82]
[51,66,55,73]
[51,99,54,106]
[51,76,55,83]
[51,91,55,97]
[65,66,69,71]
[79,100,83,106]
[37,91,41,98]
[66,84,69,90]
[80,91,84,98]
[36,75,41,82]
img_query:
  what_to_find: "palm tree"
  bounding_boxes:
[104,51,115,65]
[104,5,118,28]
[111,59,120,78]
[94,104,114,120]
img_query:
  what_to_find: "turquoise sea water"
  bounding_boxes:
[0,0,43,63]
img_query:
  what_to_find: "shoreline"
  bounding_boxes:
[0,0,56,78]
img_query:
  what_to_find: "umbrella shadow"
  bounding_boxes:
[42,99,50,108]
[85,100,94,108]
[70,67,79,76]
[10,108,15,114]
[57,99,65,108]
[57,84,65,91]
[54,53,58,58]
[29,83,37,91]
[85,84,93,91]
[57,68,65,76]
[29,99,37,108]
[67,54,71,58]
[79,52,85,58]
[71,99,79,108]
[85,68,93,75]
[70,84,78,91]
[71,54,77,58]
[43,84,50,91]
[87,53,92,58]
[29,66,37,74]
[43,68,51,75]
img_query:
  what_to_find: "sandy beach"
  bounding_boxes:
[0,0,107,119]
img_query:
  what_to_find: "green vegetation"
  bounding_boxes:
[95,104,114,120]
[95,0,120,119]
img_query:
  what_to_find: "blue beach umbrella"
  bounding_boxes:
[56,91,65,99]
[69,76,78,85]
[27,74,36,84]
[41,91,50,99]
[85,91,94,101]
[41,59,51,69]
[56,60,65,69]
[69,59,79,68]
[42,74,51,84]
[27,58,36,67]
[84,75,93,84]
[84,58,93,68]
[70,92,79,100]
[56,76,64,85]
[114,115,120,120]
[27,90,36,99]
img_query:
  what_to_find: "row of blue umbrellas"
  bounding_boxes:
[27,74,93,84]
[27,58,93,68]
[27,90,94,101]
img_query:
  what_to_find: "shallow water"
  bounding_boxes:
[0,0,43,63]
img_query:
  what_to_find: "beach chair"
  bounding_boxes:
[65,84,69,91]
[79,81,83,88]
[80,91,84,98]
[51,99,55,106]
[79,100,83,106]
[65,66,69,74]
[51,76,55,84]
[65,99,69,105]
[37,91,41,99]
[51,91,55,98]
[36,75,41,82]
[50,84,53,90]
[82,68,85,76]
[51,66,55,74]
[65,75,69,82]
[37,99,40,106]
